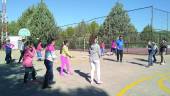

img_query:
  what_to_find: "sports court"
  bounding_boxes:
[0,50,170,96]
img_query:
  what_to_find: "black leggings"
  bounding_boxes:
[5,51,12,64]
[24,67,36,83]
[43,59,54,87]
[19,50,25,63]
[117,50,123,62]
[153,50,157,62]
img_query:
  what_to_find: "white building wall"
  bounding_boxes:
[9,36,22,49]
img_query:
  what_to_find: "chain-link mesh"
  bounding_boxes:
[57,6,170,51]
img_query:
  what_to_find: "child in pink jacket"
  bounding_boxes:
[22,41,36,83]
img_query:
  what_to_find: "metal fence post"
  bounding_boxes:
[167,12,169,32]
[84,37,85,51]
[151,6,154,41]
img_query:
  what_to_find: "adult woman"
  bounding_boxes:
[89,35,103,84]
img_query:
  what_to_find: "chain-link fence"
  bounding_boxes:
[57,6,170,52]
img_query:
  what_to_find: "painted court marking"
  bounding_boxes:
[116,76,152,96]
[157,76,170,95]
[116,72,170,96]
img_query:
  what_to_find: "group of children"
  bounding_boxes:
[2,36,168,89]
[99,35,168,67]
[147,39,167,67]
[2,35,124,88]
[99,35,124,62]
[2,38,73,89]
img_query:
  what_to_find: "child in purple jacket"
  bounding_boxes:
[22,41,36,83]
[3,40,14,64]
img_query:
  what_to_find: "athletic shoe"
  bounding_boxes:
[97,81,103,84]
[42,85,52,89]
[49,81,56,85]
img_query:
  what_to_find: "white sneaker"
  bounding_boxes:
[97,81,103,84]
[91,81,94,85]
[161,63,165,65]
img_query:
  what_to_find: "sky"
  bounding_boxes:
[1,0,170,32]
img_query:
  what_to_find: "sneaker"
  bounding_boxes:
[49,81,56,85]
[145,65,150,68]
[32,80,40,84]
[91,81,94,85]
[42,85,52,89]
[23,81,27,84]
[160,63,165,65]
[67,72,73,75]
[97,81,103,84]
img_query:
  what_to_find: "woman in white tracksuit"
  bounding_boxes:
[89,36,103,84]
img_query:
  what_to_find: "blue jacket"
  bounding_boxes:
[116,39,124,50]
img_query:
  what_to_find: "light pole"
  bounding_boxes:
[1,0,7,42]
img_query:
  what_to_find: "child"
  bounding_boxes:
[100,40,105,56]
[42,39,57,89]
[153,42,158,63]
[89,35,103,84]
[36,39,43,61]
[18,39,26,63]
[22,41,36,83]
[147,41,154,67]
[116,35,124,62]
[60,40,73,76]
[3,40,14,64]
[110,40,116,55]
[159,39,167,65]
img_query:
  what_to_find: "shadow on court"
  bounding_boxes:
[74,70,91,83]
[135,58,148,62]
[103,58,117,62]
[56,67,67,74]
[128,61,146,67]
[0,64,109,96]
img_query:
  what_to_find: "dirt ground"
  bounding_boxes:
[0,50,170,96]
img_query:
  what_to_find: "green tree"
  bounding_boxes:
[128,23,137,33]
[8,21,19,35]
[75,20,87,37]
[87,21,100,35]
[0,14,2,48]
[140,25,154,42]
[102,2,136,36]
[60,30,68,39]
[27,1,58,41]
[66,27,75,37]
[17,6,35,29]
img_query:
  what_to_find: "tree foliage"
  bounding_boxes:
[140,25,153,42]
[27,2,57,41]
[8,21,19,35]
[8,1,58,43]
[6,1,170,49]
[102,2,136,36]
